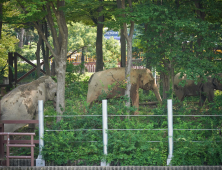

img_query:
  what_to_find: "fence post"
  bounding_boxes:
[167,99,173,166]
[101,99,109,166]
[36,100,45,166]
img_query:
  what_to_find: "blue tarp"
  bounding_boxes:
[104,30,120,40]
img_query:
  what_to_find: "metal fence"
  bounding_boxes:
[39,99,222,167]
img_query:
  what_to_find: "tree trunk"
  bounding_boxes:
[0,3,2,40]
[81,47,85,74]
[121,0,134,111]
[161,60,173,100]
[41,22,50,75]
[117,0,126,67]
[160,72,169,100]
[35,35,42,78]
[51,60,56,76]
[19,28,25,48]
[125,38,133,108]
[55,50,67,122]
[194,0,205,57]
[120,29,126,67]
[95,1,104,72]
[33,0,68,122]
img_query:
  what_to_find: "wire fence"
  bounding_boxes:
[45,114,222,131]
[42,99,222,166]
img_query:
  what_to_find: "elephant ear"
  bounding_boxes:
[141,69,154,86]
[45,78,57,100]
[212,74,222,90]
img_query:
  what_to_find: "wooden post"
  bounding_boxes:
[14,52,17,87]
[0,100,3,159]
[31,135,34,166]
[8,52,13,91]
[6,134,9,166]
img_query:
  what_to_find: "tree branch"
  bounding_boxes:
[50,1,65,40]
[129,21,134,39]
[45,3,60,52]
[33,22,58,58]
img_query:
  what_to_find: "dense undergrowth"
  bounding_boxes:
[15,64,222,166]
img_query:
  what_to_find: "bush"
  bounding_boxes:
[41,70,222,166]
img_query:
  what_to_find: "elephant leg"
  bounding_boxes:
[131,85,139,115]
[87,94,99,106]
[207,89,214,103]
[175,89,185,101]
[152,84,162,102]
[199,92,206,106]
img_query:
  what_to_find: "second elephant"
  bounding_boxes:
[174,73,222,106]
[87,67,162,114]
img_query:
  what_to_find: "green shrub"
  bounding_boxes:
[40,72,222,166]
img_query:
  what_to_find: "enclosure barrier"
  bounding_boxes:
[36,100,45,166]
[0,166,222,170]
[42,99,222,167]
[0,132,35,166]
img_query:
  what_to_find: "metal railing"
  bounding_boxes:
[0,132,35,166]
[42,99,222,166]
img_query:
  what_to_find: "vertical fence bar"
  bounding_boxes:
[31,135,34,166]
[6,134,9,166]
[36,100,45,166]
[101,100,109,166]
[167,99,173,166]
[0,100,4,159]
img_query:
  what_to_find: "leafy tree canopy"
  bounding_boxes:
[0,24,19,76]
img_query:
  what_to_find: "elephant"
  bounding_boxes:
[174,73,222,106]
[0,76,57,132]
[87,67,162,114]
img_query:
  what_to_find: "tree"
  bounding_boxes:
[103,36,121,69]
[67,22,96,51]
[0,24,19,76]
[133,0,222,100]
[13,0,68,122]
[65,0,116,72]
[117,0,126,67]
[119,0,134,109]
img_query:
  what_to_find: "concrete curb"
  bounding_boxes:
[0,166,222,170]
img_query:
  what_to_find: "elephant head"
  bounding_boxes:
[174,72,222,106]
[139,69,162,103]
[212,73,222,90]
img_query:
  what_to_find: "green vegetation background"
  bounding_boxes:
[20,63,221,166]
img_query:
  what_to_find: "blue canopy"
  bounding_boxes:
[104,30,120,40]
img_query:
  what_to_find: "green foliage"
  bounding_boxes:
[103,37,120,69]
[65,62,90,99]
[20,42,39,61]
[68,22,96,52]
[0,24,19,76]
[41,77,222,166]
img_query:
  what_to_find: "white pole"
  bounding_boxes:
[167,99,173,166]
[36,100,45,166]
[101,100,109,166]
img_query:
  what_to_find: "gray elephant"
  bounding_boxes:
[174,73,222,106]
[0,76,57,132]
[87,67,162,114]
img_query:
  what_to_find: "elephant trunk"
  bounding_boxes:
[152,84,162,103]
